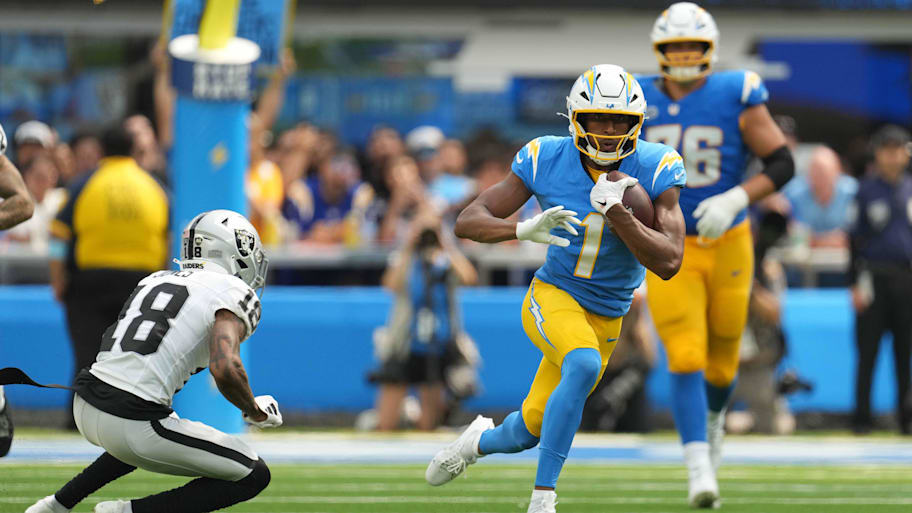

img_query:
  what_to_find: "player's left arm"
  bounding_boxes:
[693,104,794,239]
[0,155,34,230]
[739,104,794,201]
[606,186,685,280]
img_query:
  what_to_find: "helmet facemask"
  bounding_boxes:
[654,39,715,82]
[571,110,643,165]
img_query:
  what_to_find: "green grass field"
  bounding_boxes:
[3,463,911,513]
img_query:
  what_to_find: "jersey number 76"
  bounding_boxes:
[645,125,723,188]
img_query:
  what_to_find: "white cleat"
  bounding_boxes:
[707,410,726,473]
[92,500,131,513]
[527,489,558,513]
[425,414,494,486]
[25,496,70,513]
[684,441,720,509]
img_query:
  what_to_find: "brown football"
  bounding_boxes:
[607,170,655,228]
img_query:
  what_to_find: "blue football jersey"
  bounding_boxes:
[638,70,768,235]
[512,136,685,317]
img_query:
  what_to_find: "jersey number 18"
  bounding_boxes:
[100,283,190,356]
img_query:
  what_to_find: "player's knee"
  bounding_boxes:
[521,403,544,438]
[667,348,706,375]
[238,458,271,497]
[507,412,540,451]
[562,348,602,389]
[705,366,737,387]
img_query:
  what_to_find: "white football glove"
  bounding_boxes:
[243,395,283,428]
[589,174,638,216]
[515,205,581,247]
[693,186,749,240]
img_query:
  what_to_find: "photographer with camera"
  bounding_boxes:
[368,209,479,431]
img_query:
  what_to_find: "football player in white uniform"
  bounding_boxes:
[25,210,281,513]
[0,121,35,457]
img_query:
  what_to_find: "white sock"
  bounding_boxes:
[123,500,133,513]
[708,410,725,429]
[46,496,69,513]
[531,489,556,500]
[0,386,6,411]
[683,441,711,471]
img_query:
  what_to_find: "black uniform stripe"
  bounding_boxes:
[150,419,255,469]
[186,212,206,259]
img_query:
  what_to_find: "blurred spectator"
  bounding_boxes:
[850,124,912,435]
[428,139,474,219]
[581,291,656,433]
[405,125,445,184]
[283,152,369,244]
[49,124,170,429]
[376,155,430,244]
[3,155,66,252]
[70,132,103,182]
[272,122,321,191]
[247,112,286,247]
[783,145,857,248]
[362,125,407,197]
[51,140,76,184]
[13,120,54,168]
[124,114,168,184]
[727,211,798,435]
[367,211,478,431]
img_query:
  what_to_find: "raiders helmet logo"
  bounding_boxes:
[234,229,255,257]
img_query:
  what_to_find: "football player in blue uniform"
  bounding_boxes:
[638,2,795,507]
[425,64,687,513]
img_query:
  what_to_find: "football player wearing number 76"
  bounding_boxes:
[425,64,686,513]
[25,210,279,513]
[639,2,795,508]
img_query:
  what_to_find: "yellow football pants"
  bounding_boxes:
[646,220,753,386]
[519,278,623,437]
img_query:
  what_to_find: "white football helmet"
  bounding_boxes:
[564,64,647,165]
[651,2,719,82]
[179,209,269,294]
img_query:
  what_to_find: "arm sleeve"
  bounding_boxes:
[212,282,261,341]
[0,124,6,155]
[510,138,539,194]
[740,70,769,106]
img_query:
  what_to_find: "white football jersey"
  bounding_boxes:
[0,123,7,155]
[89,268,262,406]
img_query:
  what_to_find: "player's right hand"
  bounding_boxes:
[243,395,283,428]
[515,205,581,247]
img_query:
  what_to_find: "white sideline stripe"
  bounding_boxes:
[6,435,912,464]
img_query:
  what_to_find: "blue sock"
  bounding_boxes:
[670,371,708,444]
[478,411,539,455]
[705,378,736,413]
[535,348,602,488]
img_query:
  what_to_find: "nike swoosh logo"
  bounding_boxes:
[596,200,606,207]
[674,169,685,180]
[732,270,742,277]
[516,154,524,163]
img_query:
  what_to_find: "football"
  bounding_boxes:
[607,170,655,228]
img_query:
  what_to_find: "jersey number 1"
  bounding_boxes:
[645,124,723,188]
[573,213,605,279]
[100,283,190,356]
